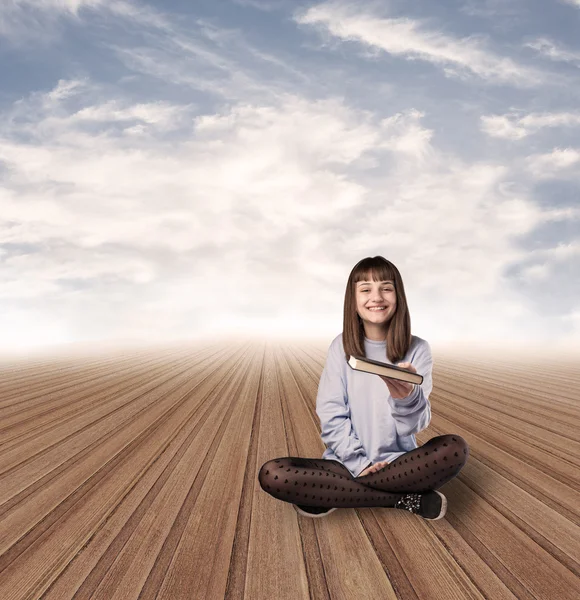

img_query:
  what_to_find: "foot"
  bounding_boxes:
[394,491,447,520]
[293,504,338,518]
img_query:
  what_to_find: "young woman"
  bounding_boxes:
[258,256,469,519]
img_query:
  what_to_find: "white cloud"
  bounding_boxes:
[561,0,580,7]
[0,0,167,43]
[519,241,580,262]
[525,38,580,67]
[525,148,580,178]
[72,100,189,129]
[0,84,425,298]
[515,240,580,282]
[46,78,89,102]
[541,206,580,221]
[2,78,564,347]
[377,110,434,157]
[6,0,106,13]
[1,0,578,351]
[546,242,580,259]
[481,111,580,139]
[518,263,550,281]
[294,1,542,86]
[461,0,523,18]
[0,0,106,41]
[231,0,286,10]
[109,14,314,104]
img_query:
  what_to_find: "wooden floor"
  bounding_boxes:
[0,339,578,600]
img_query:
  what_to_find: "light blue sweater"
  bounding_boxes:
[316,333,433,477]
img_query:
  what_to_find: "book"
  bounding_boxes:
[347,354,423,385]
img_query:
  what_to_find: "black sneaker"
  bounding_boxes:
[293,504,337,518]
[394,491,447,520]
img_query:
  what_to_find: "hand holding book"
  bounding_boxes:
[347,355,423,402]
[379,361,417,399]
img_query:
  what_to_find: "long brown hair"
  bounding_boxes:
[342,256,412,364]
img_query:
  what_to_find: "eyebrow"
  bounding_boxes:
[357,280,394,285]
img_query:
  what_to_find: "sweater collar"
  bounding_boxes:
[364,336,386,345]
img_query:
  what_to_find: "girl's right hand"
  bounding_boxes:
[358,460,390,477]
[357,465,374,477]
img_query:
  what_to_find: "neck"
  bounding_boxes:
[363,323,388,342]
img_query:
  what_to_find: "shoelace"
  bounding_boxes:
[394,493,421,513]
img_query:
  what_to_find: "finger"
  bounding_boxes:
[383,378,397,389]
[398,362,416,372]
[390,380,406,391]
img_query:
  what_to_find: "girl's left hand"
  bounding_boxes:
[379,362,417,399]
[367,459,390,474]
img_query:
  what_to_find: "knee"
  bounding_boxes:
[440,434,469,460]
[258,458,285,491]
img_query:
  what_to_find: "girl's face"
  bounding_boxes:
[355,277,397,327]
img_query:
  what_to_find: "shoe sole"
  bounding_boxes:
[292,492,447,520]
[293,505,338,518]
[424,491,447,520]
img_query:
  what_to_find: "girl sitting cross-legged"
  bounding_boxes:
[258,255,469,519]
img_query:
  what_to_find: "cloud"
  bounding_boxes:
[525,38,580,67]
[231,0,286,10]
[515,240,580,283]
[481,111,580,139]
[2,77,563,346]
[294,1,543,86]
[460,0,523,18]
[0,0,105,42]
[517,263,550,281]
[0,82,437,340]
[0,0,167,43]
[6,0,106,12]
[71,100,190,130]
[525,148,580,179]
[1,1,578,350]
[108,14,313,104]
[561,0,580,7]
[46,78,89,102]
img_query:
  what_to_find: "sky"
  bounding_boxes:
[0,0,579,355]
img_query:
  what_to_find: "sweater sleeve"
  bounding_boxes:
[387,340,433,437]
[316,340,372,477]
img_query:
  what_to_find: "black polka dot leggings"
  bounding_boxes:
[258,434,469,509]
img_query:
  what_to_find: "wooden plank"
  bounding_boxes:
[245,343,310,599]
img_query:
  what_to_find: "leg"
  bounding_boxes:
[277,456,354,478]
[258,456,407,509]
[355,434,469,493]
